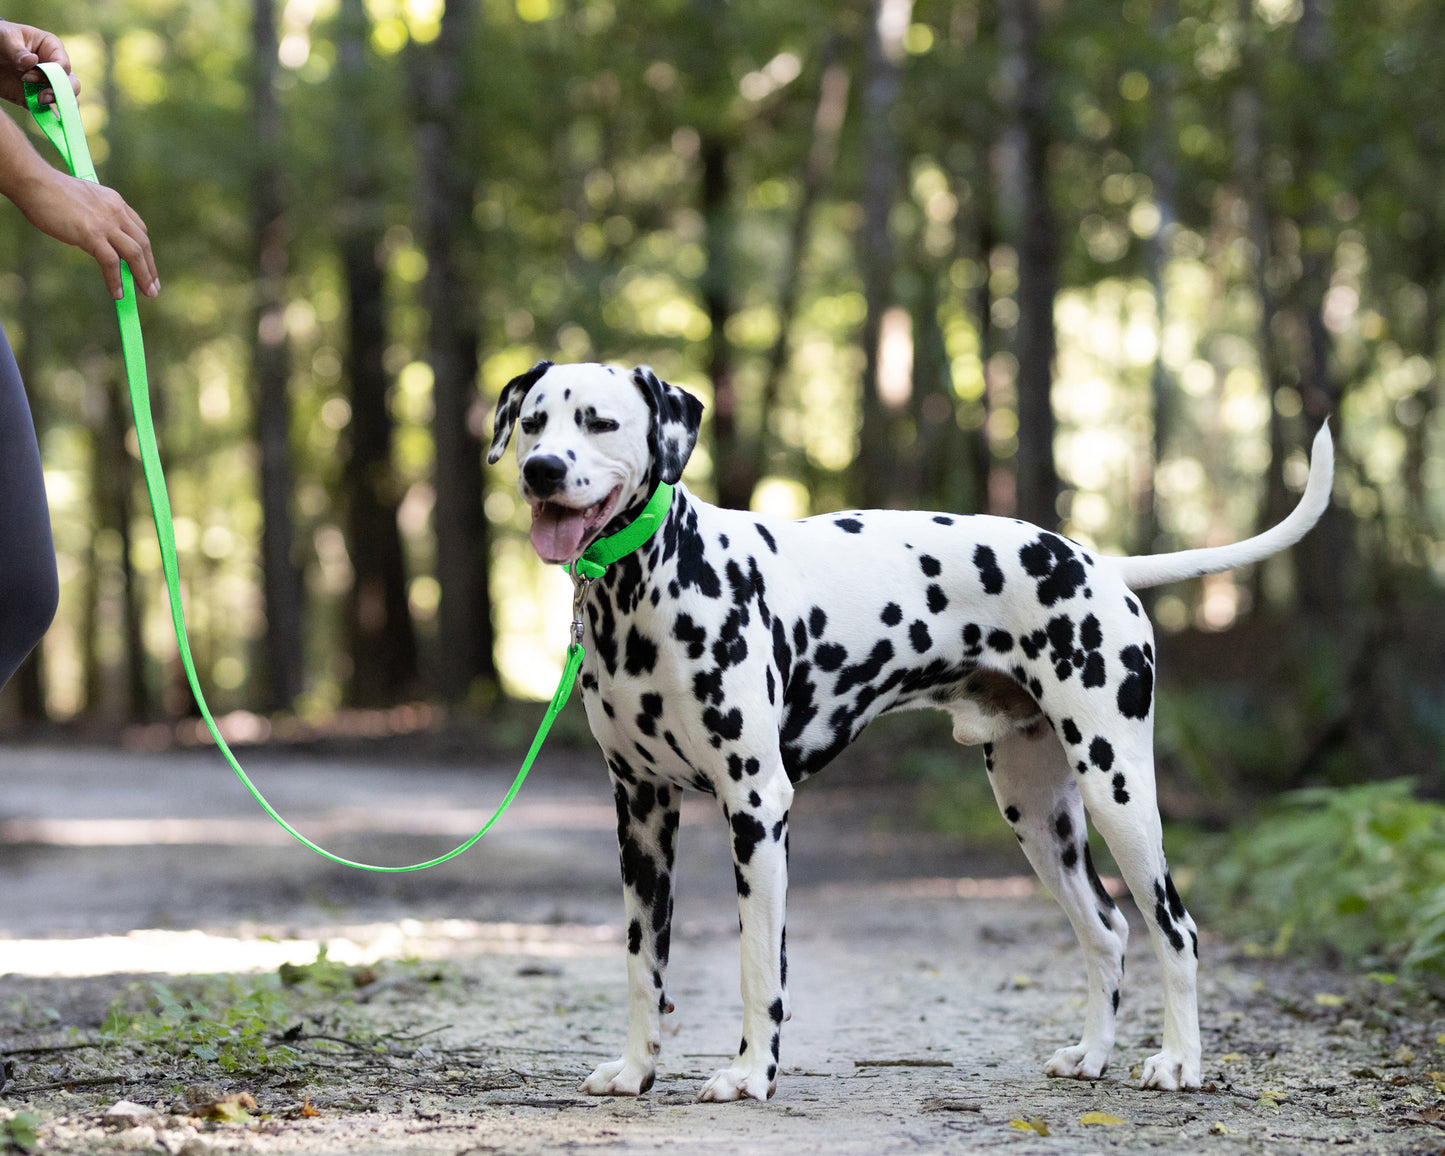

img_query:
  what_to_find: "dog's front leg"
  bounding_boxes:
[581,771,681,1097]
[700,770,793,1102]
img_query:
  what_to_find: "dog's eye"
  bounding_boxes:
[587,417,620,434]
[520,413,547,436]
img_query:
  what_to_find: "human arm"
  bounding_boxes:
[0,23,158,298]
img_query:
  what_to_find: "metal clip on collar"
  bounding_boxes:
[570,575,592,648]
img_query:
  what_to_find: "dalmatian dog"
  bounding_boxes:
[488,359,1334,1102]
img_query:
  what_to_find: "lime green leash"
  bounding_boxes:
[24,61,673,871]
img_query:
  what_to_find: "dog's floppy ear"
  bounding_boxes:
[632,366,704,485]
[487,360,553,464]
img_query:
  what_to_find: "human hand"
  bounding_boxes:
[0,21,80,107]
[14,167,160,299]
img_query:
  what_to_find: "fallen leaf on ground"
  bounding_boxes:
[1210,1122,1238,1135]
[1009,1117,1049,1136]
[301,1094,319,1118]
[1314,993,1344,1007]
[1080,1112,1127,1126]
[192,1093,257,1122]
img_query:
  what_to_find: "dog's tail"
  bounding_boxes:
[1112,422,1334,591]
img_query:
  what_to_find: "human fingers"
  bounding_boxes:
[118,213,160,298]
[87,235,125,301]
[13,26,79,103]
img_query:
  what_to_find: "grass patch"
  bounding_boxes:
[1187,779,1445,973]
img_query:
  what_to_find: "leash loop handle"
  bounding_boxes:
[24,61,582,872]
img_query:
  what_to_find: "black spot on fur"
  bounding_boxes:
[756,523,778,553]
[974,545,1005,594]
[1004,805,1021,823]
[769,997,784,1024]
[673,614,707,660]
[909,621,932,653]
[834,518,863,533]
[986,629,1013,652]
[1112,773,1130,805]
[1164,871,1185,921]
[1062,844,1078,869]
[881,602,903,627]
[1085,844,1117,909]
[1089,736,1115,771]
[1019,532,1088,606]
[704,707,744,744]
[1117,644,1155,719]
[1061,718,1082,746]
[1054,813,1073,840]
[1153,880,1186,952]
[926,585,948,614]
[920,554,942,577]
[624,627,659,676]
[732,812,767,865]
[815,642,847,672]
[809,607,827,638]
[628,919,642,954]
[835,639,894,695]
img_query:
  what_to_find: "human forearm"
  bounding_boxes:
[0,106,58,206]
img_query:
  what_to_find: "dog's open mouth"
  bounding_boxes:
[528,487,623,564]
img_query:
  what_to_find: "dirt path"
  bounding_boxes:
[1,744,1442,1154]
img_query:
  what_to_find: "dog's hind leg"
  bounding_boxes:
[699,766,794,1102]
[983,728,1130,1081]
[1068,732,1201,1091]
[580,768,681,1097]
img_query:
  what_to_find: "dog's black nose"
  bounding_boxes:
[523,454,569,497]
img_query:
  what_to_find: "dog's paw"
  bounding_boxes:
[698,1063,776,1102]
[1140,1051,1201,1091]
[1043,1043,1110,1080]
[579,1057,656,1096]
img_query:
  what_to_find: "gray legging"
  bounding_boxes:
[0,322,59,689]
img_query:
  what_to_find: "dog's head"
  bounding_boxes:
[487,361,704,565]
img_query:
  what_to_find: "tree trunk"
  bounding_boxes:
[701,131,745,508]
[416,0,494,703]
[746,51,850,508]
[963,167,996,514]
[1002,0,1060,529]
[1291,0,1350,622]
[1140,0,1179,559]
[1234,0,1290,616]
[101,29,151,722]
[250,0,305,711]
[337,0,417,706]
[855,0,912,510]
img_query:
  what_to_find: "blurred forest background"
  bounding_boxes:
[0,0,1442,826]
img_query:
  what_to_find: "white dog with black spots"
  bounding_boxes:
[488,360,1334,1102]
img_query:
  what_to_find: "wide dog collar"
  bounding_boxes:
[567,482,675,581]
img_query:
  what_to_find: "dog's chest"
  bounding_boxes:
[577,531,784,787]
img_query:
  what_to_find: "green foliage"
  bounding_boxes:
[277,943,374,994]
[1191,780,1445,973]
[101,976,302,1074]
[899,744,1020,852]
[0,1113,39,1154]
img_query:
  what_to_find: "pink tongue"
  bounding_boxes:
[530,503,589,562]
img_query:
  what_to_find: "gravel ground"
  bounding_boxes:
[1,743,1443,1155]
